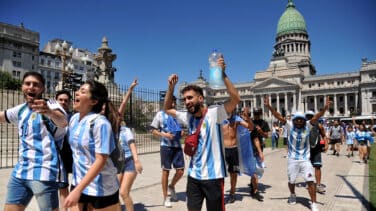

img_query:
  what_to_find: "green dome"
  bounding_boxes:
[277,0,307,36]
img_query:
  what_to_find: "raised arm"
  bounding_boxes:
[0,111,6,123]
[240,107,254,130]
[310,96,332,125]
[163,74,178,117]
[118,79,138,117]
[219,57,241,115]
[264,96,286,124]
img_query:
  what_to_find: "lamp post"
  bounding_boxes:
[55,41,74,89]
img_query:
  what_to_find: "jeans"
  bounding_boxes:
[6,175,59,210]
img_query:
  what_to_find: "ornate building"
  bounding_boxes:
[180,0,376,118]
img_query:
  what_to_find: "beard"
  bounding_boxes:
[187,102,201,115]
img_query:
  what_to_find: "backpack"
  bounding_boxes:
[309,122,320,148]
[89,115,125,174]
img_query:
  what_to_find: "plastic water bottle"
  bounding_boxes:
[208,49,224,88]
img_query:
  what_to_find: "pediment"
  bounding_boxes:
[253,77,297,90]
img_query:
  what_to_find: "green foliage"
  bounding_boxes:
[0,71,22,90]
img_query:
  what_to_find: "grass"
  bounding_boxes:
[263,137,287,149]
[370,145,376,209]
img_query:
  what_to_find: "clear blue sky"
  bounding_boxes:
[1,0,375,90]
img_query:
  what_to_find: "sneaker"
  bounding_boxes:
[226,194,236,204]
[287,194,296,205]
[316,184,326,194]
[168,185,178,201]
[310,202,319,211]
[332,150,336,155]
[252,191,264,202]
[164,197,172,208]
[336,152,339,157]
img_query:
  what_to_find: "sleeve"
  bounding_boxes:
[124,127,135,144]
[93,117,114,155]
[176,110,190,126]
[150,111,162,130]
[214,104,228,124]
[4,104,25,124]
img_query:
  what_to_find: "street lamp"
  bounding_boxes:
[55,41,74,89]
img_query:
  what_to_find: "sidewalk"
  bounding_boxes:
[0,145,370,211]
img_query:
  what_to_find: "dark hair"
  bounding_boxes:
[55,90,72,100]
[23,71,45,86]
[106,101,120,135]
[85,80,109,113]
[181,85,203,97]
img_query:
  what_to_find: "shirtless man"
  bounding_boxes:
[223,107,254,203]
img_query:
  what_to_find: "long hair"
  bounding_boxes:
[106,101,120,136]
[85,80,108,114]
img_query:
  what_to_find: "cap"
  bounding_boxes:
[305,110,315,117]
[253,108,262,114]
[292,111,306,121]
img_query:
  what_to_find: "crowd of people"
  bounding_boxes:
[0,56,374,210]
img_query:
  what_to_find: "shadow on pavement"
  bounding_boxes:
[336,174,370,211]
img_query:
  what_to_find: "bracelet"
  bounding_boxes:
[222,71,227,78]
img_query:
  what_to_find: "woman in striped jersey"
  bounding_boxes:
[64,80,120,211]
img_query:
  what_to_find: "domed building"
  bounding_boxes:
[180,0,376,118]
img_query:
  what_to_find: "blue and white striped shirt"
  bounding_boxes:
[285,121,313,161]
[69,113,118,196]
[119,126,135,159]
[150,111,182,148]
[5,101,67,182]
[176,105,228,180]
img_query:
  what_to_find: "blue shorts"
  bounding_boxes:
[6,175,59,210]
[122,157,136,172]
[160,146,185,170]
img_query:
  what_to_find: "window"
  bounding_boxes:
[41,59,45,65]
[13,51,21,58]
[12,61,21,67]
[32,55,34,61]
[12,70,20,78]
[47,60,51,66]
[32,65,34,70]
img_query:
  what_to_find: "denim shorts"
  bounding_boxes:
[6,175,59,210]
[123,157,136,172]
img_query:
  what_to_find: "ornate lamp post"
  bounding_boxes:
[55,41,74,89]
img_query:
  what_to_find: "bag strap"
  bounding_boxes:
[194,108,208,135]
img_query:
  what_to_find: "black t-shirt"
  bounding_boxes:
[251,119,270,141]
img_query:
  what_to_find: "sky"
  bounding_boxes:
[1,0,375,91]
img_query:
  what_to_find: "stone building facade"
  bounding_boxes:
[180,0,376,118]
[0,22,39,80]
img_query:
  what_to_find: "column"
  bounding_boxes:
[333,94,337,115]
[355,92,358,114]
[268,94,272,117]
[344,94,348,116]
[276,93,280,113]
[293,93,296,113]
[314,95,317,112]
[284,92,288,113]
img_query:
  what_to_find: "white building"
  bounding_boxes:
[0,22,39,80]
[180,0,376,118]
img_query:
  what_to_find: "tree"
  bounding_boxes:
[0,71,22,90]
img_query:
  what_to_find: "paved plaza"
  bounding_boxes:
[0,144,370,211]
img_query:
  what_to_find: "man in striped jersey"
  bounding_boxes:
[0,71,68,211]
[163,56,240,211]
[264,96,331,211]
